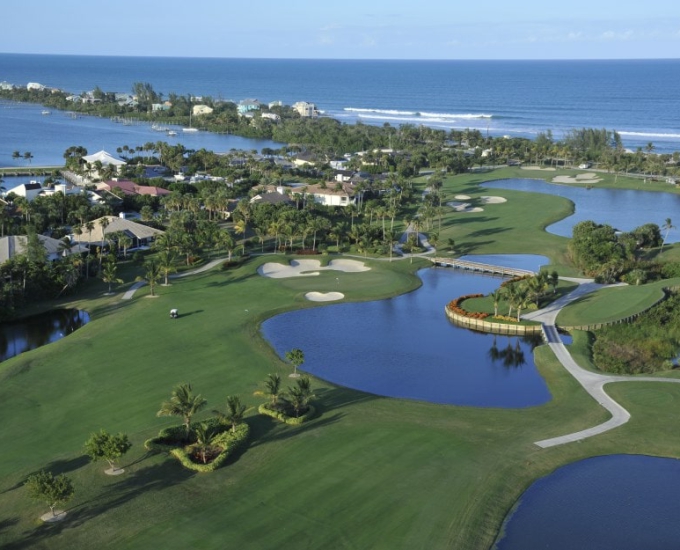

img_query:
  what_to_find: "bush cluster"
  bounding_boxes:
[169,423,250,473]
[258,404,316,425]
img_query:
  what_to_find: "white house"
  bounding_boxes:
[192,105,214,116]
[292,101,318,118]
[82,150,126,174]
[0,235,89,264]
[4,182,43,202]
[301,182,359,207]
[261,112,280,122]
[27,82,46,91]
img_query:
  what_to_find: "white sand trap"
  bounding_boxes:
[447,202,484,213]
[480,196,507,204]
[259,259,370,279]
[552,175,602,185]
[454,194,471,200]
[521,166,556,171]
[305,291,345,302]
[327,259,371,272]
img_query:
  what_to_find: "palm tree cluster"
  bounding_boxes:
[254,373,316,418]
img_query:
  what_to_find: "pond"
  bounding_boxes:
[0,309,90,362]
[494,454,680,550]
[484,178,680,243]
[261,261,552,408]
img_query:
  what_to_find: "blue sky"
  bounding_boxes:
[2,0,680,59]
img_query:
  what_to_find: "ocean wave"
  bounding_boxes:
[356,114,474,125]
[618,131,680,139]
[344,107,493,119]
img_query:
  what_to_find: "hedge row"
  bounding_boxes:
[446,294,489,320]
[170,424,250,473]
[258,404,316,426]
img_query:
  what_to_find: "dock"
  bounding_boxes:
[429,257,536,278]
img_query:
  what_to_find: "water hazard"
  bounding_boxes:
[262,263,551,408]
[0,308,89,362]
[495,455,680,550]
[484,178,680,243]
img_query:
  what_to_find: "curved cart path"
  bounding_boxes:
[524,279,680,448]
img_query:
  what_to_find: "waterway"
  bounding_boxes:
[262,258,551,408]
[484,178,680,243]
[495,455,680,550]
[0,308,89,362]
[0,99,283,168]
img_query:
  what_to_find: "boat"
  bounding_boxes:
[41,110,51,115]
[182,111,198,132]
[167,130,178,136]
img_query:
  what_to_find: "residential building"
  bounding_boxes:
[97,179,171,197]
[71,215,164,249]
[4,182,43,202]
[292,101,318,118]
[237,99,261,114]
[0,235,89,264]
[192,105,213,116]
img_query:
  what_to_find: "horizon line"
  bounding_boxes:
[1,51,679,63]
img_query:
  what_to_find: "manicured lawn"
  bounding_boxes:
[556,278,680,327]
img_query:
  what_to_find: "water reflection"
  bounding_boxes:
[0,309,89,362]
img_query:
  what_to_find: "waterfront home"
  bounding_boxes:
[192,105,213,116]
[261,112,280,122]
[152,101,172,112]
[97,179,171,198]
[249,185,294,207]
[292,101,318,118]
[71,215,164,249]
[0,235,89,264]
[4,182,43,202]
[237,99,262,114]
[82,150,126,174]
[300,182,360,207]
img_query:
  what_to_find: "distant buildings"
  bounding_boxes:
[192,105,213,116]
[237,99,262,115]
[292,101,318,118]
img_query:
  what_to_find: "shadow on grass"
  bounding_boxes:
[2,462,196,550]
[467,227,510,238]
[1,455,92,496]
[0,517,19,534]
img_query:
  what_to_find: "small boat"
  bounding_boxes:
[41,109,51,115]
[182,127,198,133]
[167,130,178,136]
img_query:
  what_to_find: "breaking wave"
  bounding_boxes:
[343,107,493,119]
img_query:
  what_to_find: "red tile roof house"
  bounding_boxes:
[97,180,171,197]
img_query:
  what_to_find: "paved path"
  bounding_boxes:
[525,280,680,448]
[121,257,228,300]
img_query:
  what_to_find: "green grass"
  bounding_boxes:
[557,278,680,326]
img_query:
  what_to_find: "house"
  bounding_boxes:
[249,185,294,206]
[268,100,283,109]
[237,99,261,114]
[0,235,89,264]
[292,101,318,117]
[292,151,319,167]
[152,101,172,111]
[4,182,43,202]
[301,182,359,207]
[97,179,171,197]
[71,215,164,249]
[192,105,213,116]
[40,183,84,198]
[27,82,46,91]
[0,81,15,91]
[82,150,126,174]
[261,112,280,122]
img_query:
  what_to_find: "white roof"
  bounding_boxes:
[82,150,126,166]
[0,235,88,263]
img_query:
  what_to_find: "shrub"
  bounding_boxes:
[258,403,316,425]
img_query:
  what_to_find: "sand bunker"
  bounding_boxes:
[480,196,507,204]
[552,173,602,185]
[305,291,345,302]
[521,166,556,171]
[447,202,484,213]
[258,258,370,279]
[454,194,471,200]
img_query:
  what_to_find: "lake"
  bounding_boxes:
[262,259,552,408]
[495,454,680,550]
[484,178,680,243]
[0,308,89,362]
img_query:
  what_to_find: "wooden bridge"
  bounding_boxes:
[429,257,536,278]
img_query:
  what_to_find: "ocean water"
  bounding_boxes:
[1,54,679,158]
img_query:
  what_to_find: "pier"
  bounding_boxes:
[429,257,536,278]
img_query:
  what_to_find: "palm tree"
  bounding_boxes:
[285,348,304,378]
[157,383,207,439]
[286,376,315,418]
[192,422,218,464]
[254,373,284,409]
[23,151,33,165]
[213,395,247,433]
[490,288,503,317]
[157,250,177,285]
[101,256,123,293]
[118,234,133,259]
[660,218,675,254]
[136,260,161,297]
